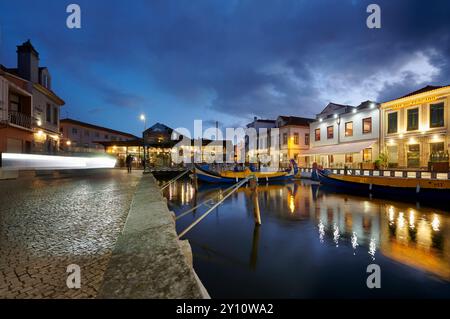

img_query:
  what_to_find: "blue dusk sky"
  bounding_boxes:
[0,0,449,136]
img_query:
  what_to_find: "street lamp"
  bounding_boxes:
[140,114,147,170]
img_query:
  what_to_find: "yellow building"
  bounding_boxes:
[381,85,450,169]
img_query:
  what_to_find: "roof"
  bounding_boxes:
[33,83,65,105]
[143,122,175,135]
[397,85,450,99]
[0,65,65,105]
[318,102,350,116]
[60,118,139,139]
[255,119,276,123]
[278,116,315,127]
[96,139,144,147]
[246,118,276,128]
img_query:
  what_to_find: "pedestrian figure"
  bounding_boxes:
[126,154,133,173]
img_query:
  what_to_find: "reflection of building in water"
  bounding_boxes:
[380,205,450,280]
[244,182,449,280]
[313,191,382,248]
[169,180,450,281]
[166,181,195,205]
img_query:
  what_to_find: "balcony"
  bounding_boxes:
[8,111,33,129]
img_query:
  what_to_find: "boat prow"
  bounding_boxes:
[193,161,297,184]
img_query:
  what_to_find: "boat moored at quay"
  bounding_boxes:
[304,167,450,201]
[193,160,299,184]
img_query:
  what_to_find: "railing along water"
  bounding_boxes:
[178,176,254,239]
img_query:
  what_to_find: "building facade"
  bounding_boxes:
[302,101,380,168]
[60,118,138,153]
[0,40,65,154]
[276,116,314,167]
[245,117,277,163]
[0,70,34,153]
[380,85,450,169]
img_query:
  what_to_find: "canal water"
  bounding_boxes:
[163,178,450,298]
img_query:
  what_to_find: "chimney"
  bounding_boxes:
[17,40,39,83]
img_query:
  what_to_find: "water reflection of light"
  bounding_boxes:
[169,183,173,200]
[318,220,325,243]
[409,210,415,230]
[351,232,358,255]
[431,214,440,232]
[388,206,395,225]
[369,238,376,260]
[363,201,371,213]
[398,212,405,228]
[289,194,295,213]
[180,183,194,205]
[333,224,340,247]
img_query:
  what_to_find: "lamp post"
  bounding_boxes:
[140,114,147,170]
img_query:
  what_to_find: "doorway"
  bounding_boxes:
[407,144,420,168]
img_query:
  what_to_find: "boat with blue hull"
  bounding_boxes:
[194,160,298,184]
[317,169,450,201]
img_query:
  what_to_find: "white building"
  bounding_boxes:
[301,101,380,169]
[245,117,277,163]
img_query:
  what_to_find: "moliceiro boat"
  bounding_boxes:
[194,160,298,183]
[317,169,450,200]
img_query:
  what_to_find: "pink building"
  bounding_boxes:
[60,118,138,153]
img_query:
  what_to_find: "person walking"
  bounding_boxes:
[126,154,133,173]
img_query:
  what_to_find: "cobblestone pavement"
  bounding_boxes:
[0,170,141,299]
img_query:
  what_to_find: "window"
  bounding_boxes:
[105,134,109,139]
[72,128,78,135]
[327,126,334,139]
[407,108,419,131]
[283,133,288,145]
[345,122,353,137]
[345,154,353,163]
[363,148,372,162]
[315,128,321,141]
[387,145,398,164]
[430,142,444,154]
[430,102,444,128]
[84,130,90,137]
[95,132,100,138]
[407,144,420,168]
[387,112,398,134]
[362,117,372,134]
[293,133,299,145]
[52,107,58,125]
[9,93,21,112]
[305,133,310,146]
[46,104,51,123]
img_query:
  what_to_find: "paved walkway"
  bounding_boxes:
[0,170,141,299]
[98,174,206,299]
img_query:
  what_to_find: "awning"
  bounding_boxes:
[301,139,377,156]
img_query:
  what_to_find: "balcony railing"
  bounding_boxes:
[8,111,33,129]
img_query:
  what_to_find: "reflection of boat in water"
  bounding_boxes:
[318,169,450,201]
[194,160,298,183]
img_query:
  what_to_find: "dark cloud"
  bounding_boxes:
[1,0,449,129]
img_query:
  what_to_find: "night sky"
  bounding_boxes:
[1,0,449,136]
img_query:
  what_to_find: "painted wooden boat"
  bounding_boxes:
[194,160,298,184]
[317,169,450,200]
